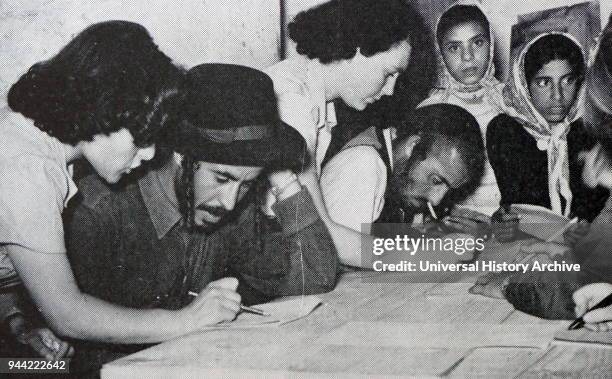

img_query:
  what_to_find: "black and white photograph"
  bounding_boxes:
[1,0,612,377]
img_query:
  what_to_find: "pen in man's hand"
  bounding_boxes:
[187,291,270,316]
[427,201,438,220]
[568,292,612,330]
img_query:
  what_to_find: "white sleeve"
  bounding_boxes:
[320,146,387,234]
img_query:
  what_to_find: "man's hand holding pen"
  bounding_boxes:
[185,278,242,327]
[187,278,269,323]
[572,283,612,332]
[442,207,491,240]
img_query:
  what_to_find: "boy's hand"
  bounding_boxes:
[573,283,612,332]
[491,206,520,242]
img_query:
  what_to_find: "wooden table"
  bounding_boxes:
[103,243,612,378]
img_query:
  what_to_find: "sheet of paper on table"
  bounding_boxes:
[321,321,563,349]
[215,296,322,329]
[511,204,569,242]
[554,328,612,348]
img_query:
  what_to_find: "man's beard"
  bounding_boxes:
[388,157,427,214]
[192,204,229,232]
[174,173,227,233]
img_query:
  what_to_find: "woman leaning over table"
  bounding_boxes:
[0,21,242,348]
[265,0,414,266]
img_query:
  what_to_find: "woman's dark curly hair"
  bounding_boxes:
[7,20,182,147]
[288,0,415,64]
[524,34,584,86]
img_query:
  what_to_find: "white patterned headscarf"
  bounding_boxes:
[421,1,505,110]
[503,32,585,217]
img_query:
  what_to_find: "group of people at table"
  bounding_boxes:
[1,0,612,374]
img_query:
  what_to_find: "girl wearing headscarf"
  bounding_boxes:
[471,22,612,321]
[419,2,505,230]
[487,32,608,222]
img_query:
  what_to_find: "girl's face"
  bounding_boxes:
[440,20,490,85]
[528,59,579,124]
[81,129,155,183]
[337,40,411,110]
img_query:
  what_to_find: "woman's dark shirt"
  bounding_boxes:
[486,114,609,221]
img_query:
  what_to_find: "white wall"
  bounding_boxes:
[283,0,611,79]
[2,0,610,108]
[0,0,280,108]
[482,0,611,79]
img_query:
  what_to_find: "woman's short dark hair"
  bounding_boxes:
[288,0,417,64]
[524,34,584,85]
[436,5,490,47]
[8,20,182,147]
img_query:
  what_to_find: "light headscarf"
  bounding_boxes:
[503,32,585,217]
[422,1,505,110]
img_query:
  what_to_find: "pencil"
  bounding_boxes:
[545,217,578,243]
[187,291,269,316]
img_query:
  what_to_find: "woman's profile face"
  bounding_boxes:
[337,40,411,110]
[528,59,579,123]
[440,20,490,85]
[81,129,156,183]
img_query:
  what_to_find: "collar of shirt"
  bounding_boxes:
[138,159,183,240]
[306,59,337,173]
[305,59,337,132]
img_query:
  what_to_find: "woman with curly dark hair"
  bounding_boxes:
[0,21,237,351]
[265,0,415,265]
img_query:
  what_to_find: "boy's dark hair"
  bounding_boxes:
[397,104,485,198]
[436,5,490,48]
[288,0,416,64]
[524,34,584,85]
[8,20,182,147]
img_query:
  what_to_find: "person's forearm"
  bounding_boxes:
[273,189,339,294]
[282,220,339,294]
[43,292,186,343]
[297,169,371,267]
[8,244,192,344]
